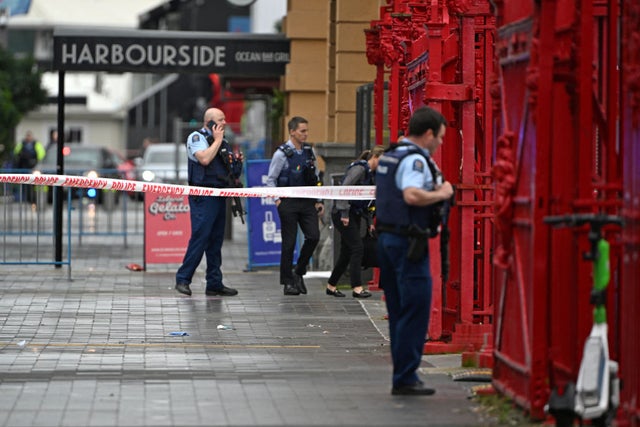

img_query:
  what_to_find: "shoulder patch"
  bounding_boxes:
[412,159,425,173]
[279,144,294,157]
[191,134,200,142]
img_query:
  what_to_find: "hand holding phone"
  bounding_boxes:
[207,120,224,142]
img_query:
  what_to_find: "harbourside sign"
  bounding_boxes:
[53,27,290,76]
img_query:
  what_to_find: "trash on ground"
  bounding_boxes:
[126,263,145,272]
[217,324,234,330]
[17,340,26,347]
[168,331,189,336]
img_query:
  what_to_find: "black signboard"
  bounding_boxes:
[53,27,290,76]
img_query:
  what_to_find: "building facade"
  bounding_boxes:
[282,0,378,147]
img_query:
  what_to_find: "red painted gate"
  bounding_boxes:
[619,1,640,425]
[365,0,497,356]
[491,0,624,420]
[366,1,639,423]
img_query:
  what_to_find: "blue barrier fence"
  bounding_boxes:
[1,170,146,276]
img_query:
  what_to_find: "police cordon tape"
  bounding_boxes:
[0,173,376,200]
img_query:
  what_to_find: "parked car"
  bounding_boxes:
[136,143,188,185]
[35,144,134,205]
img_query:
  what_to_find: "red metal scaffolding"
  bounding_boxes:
[365,0,496,355]
[366,0,639,424]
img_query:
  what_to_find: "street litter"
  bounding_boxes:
[17,340,26,347]
[168,331,189,336]
[126,263,145,271]
[217,324,234,330]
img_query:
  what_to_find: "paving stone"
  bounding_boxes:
[0,216,491,426]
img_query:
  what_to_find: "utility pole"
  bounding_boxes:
[0,7,9,49]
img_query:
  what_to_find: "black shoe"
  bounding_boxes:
[391,383,436,396]
[326,288,346,297]
[283,284,300,295]
[293,273,307,294]
[175,283,191,296]
[352,289,372,299]
[205,285,238,296]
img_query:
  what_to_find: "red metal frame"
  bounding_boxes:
[365,0,496,354]
[490,0,625,420]
[366,1,637,423]
[618,1,640,425]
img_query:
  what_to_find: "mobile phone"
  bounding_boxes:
[206,120,215,129]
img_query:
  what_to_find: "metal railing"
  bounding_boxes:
[1,176,146,276]
[1,182,73,276]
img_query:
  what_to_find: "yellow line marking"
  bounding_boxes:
[8,343,320,349]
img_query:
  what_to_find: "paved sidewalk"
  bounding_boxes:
[0,218,493,427]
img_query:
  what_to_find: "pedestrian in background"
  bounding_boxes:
[175,107,243,297]
[13,130,45,202]
[14,130,45,170]
[46,129,58,152]
[375,106,454,396]
[266,116,324,296]
[326,146,385,298]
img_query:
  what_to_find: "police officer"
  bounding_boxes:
[375,106,454,395]
[325,146,384,299]
[13,130,45,170]
[266,116,324,295]
[13,130,46,202]
[175,108,243,297]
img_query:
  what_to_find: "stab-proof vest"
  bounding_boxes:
[342,159,374,214]
[375,143,443,235]
[276,143,318,187]
[188,129,236,188]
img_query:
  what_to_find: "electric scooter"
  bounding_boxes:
[544,213,623,427]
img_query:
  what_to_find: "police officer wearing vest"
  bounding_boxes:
[14,130,46,170]
[13,130,46,202]
[376,106,454,395]
[175,108,242,297]
[266,116,324,296]
[325,146,384,298]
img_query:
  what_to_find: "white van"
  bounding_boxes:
[137,143,189,185]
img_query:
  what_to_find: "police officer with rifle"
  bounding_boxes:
[375,106,454,396]
[175,108,243,297]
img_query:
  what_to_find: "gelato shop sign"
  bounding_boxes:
[53,27,290,76]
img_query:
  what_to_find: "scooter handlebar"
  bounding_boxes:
[543,213,623,229]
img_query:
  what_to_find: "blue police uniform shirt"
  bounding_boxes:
[186,130,210,162]
[394,140,435,192]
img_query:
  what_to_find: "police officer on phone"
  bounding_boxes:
[266,116,324,295]
[375,106,454,395]
[175,107,243,297]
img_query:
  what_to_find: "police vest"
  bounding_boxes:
[187,129,236,188]
[342,159,374,214]
[276,143,318,187]
[16,141,40,169]
[375,143,444,237]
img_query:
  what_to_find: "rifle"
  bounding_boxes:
[230,193,245,225]
[440,188,455,282]
[202,127,246,224]
[219,144,246,225]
